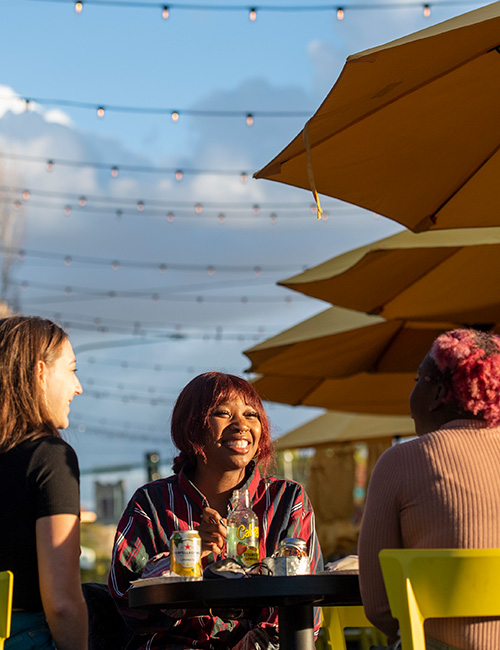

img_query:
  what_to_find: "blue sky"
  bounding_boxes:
[0,0,487,500]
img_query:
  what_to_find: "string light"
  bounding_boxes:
[246,113,254,126]
[0,97,311,120]
[194,203,203,214]
[0,151,262,179]
[166,211,175,222]
[22,190,30,200]
[39,0,475,18]
[64,205,72,215]
[423,3,431,16]
[240,172,248,183]
[336,6,344,20]
[78,196,87,207]
[137,200,145,212]
[249,7,257,21]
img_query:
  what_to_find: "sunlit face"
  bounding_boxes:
[202,396,262,475]
[41,338,83,430]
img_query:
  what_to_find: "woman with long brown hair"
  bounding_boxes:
[0,315,87,650]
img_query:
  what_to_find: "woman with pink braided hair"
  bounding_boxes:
[358,329,500,650]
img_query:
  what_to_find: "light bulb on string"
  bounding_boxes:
[111,260,119,271]
[171,111,179,122]
[423,4,431,17]
[13,200,21,211]
[97,106,105,118]
[252,204,260,215]
[207,265,215,276]
[111,166,119,177]
[78,196,87,207]
[22,190,30,201]
[46,160,54,172]
[75,1,83,12]
[161,5,169,19]
[24,99,30,112]
[64,205,72,216]
[64,256,72,266]
[270,212,278,223]
[159,263,167,272]
[249,7,257,21]
[194,203,203,214]
[322,211,329,221]
[246,113,254,126]
[218,213,225,223]
[137,201,145,212]
[166,211,175,222]
[240,172,248,183]
[336,7,344,20]
[175,170,183,181]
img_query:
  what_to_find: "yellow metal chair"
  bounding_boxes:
[379,548,500,650]
[0,571,13,649]
[320,605,387,650]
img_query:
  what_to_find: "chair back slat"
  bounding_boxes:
[379,549,500,650]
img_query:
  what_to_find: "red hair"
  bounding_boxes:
[429,329,500,426]
[171,372,275,474]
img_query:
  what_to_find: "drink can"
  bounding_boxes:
[170,530,202,577]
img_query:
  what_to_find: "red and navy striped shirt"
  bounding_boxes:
[108,462,323,649]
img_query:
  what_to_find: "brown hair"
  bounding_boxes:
[171,371,275,474]
[0,315,68,452]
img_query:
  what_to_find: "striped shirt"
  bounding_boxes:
[108,462,322,649]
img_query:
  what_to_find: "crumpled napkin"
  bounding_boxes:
[325,554,359,572]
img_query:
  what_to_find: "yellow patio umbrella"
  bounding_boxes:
[274,411,415,450]
[252,371,415,415]
[279,227,500,323]
[245,305,456,377]
[254,2,500,232]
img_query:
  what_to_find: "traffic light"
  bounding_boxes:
[145,451,160,481]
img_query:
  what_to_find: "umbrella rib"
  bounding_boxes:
[427,138,500,228]
[304,45,500,158]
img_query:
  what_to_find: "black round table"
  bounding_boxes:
[129,571,361,650]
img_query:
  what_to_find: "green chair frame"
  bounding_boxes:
[0,571,13,650]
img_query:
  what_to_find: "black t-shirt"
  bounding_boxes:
[0,436,80,610]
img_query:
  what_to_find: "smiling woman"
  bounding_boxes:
[108,371,323,650]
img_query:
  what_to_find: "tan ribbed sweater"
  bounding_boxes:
[358,420,500,650]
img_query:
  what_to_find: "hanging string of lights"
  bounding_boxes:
[0,151,254,180]
[3,186,336,221]
[4,94,310,124]
[68,420,170,443]
[36,0,478,22]
[33,309,277,338]
[17,278,303,306]
[4,243,302,273]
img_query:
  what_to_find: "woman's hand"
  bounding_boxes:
[199,507,227,558]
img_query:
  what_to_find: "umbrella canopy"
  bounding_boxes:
[274,411,415,450]
[253,371,415,415]
[245,305,457,377]
[254,2,500,232]
[279,227,500,323]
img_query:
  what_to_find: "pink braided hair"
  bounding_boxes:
[429,329,500,426]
